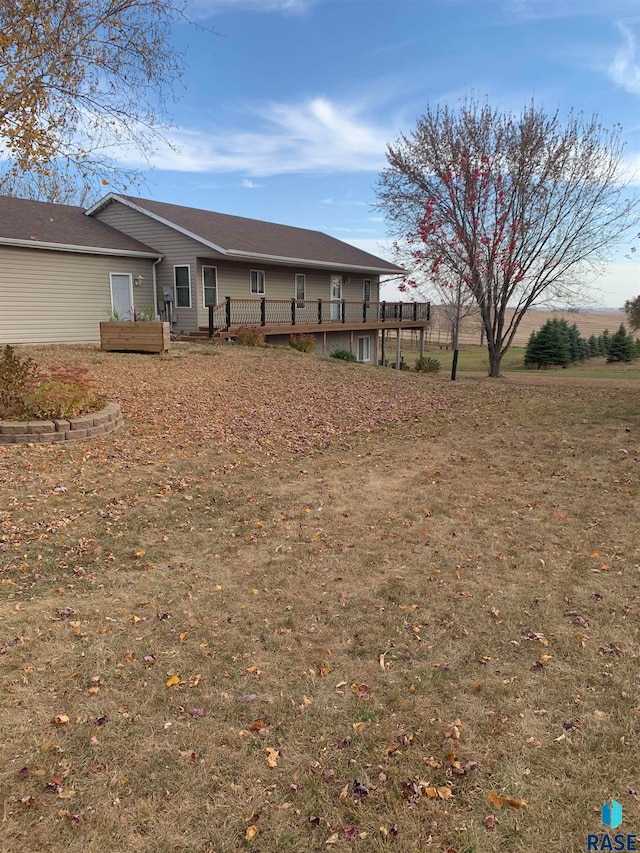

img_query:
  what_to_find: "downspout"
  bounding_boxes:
[152,256,162,318]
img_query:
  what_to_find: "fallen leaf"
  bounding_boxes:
[484,814,496,830]
[53,715,69,726]
[326,834,339,845]
[188,708,205,717]
[265,747,279,768]
[489,792,527,809]
[166,675,180,687]
[245,824,259,841]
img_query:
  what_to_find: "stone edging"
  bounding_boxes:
[0,403,123,445]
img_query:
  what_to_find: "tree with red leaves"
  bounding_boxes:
[377,99,638,377]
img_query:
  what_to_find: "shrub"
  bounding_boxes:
[289,334,317,353]
[235,327,265,347]
[414,356,441,373]
[330,348,357,362]
[24,365,105,420]
[0,345,38,418]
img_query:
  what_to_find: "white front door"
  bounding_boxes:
[330,275,342,320]
[110,273,133,320]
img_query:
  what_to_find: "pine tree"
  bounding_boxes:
[588,335,599,357]
[607,324,635,362]
[601,329,611,355]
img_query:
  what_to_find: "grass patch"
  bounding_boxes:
[0,343,638,852]
[402,344,640,378]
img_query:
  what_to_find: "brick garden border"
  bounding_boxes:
[0,403,124,445]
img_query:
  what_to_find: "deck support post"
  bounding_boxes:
[396,328,401,371]
[350,330,354,356]
[323,331,327,355]
[419,328,425,359]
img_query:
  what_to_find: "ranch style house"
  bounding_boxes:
[0,193,431,364]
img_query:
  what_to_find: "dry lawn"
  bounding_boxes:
[0,342,639,853]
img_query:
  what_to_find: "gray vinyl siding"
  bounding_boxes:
[266,330,378,363]
[0,246,155,345]
[196,258,379,328]
[93,200,222,333]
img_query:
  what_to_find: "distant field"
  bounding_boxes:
[420,307,629,348]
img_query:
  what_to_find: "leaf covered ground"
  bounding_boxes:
[0,342,638,853]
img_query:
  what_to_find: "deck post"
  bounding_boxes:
[413,302,418,322]
[225,296,231,331]
[291,298,296,326]
[396,328,401,370]
[208,305,214,338]
[419,327,425,359]
[381,328,386,366]
[363,301,367,322]
[350,329,354,356]
[381,301,386,322]
[318,299,322,324]
[341,299,346,323]
[260,298,266,326]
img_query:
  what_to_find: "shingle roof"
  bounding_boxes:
[114,195,403,273]
[0,195,158,256]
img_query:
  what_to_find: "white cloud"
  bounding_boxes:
[113,96,393,177]
[609,21,640,94]
[241,178,261,188]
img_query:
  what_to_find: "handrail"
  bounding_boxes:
[208,298,430,334]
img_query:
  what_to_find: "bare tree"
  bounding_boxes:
[0,164,97,206]
[377,98,639,377]
[0,0,193,195]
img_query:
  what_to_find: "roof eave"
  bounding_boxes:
[0,236,160,258]
[225,248,403,275]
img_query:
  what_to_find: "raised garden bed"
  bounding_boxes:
[100,322,170,354]
[0,403,123,445]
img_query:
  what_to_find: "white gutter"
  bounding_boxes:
[0,236,158,258]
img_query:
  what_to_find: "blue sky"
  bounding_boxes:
[121,0,640,305]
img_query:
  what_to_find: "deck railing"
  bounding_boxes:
[207,298,430,335]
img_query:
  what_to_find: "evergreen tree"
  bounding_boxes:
[567,322,581,362]
[588,334,599,357]
[607,324,635,362]
[578,338,590,360]
[524,320,571,368]
[601,329,611,355]
[523,331,539,367]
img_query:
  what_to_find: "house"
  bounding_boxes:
[0,193,430,363]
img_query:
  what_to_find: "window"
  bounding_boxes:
[363,278,371,304]
[202,266,218,307]
[174,265,191,308]
[295,273,306,302]
[250,269,265,294]
[357,336,371,363]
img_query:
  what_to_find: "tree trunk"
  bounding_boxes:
[488,349,503,377]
